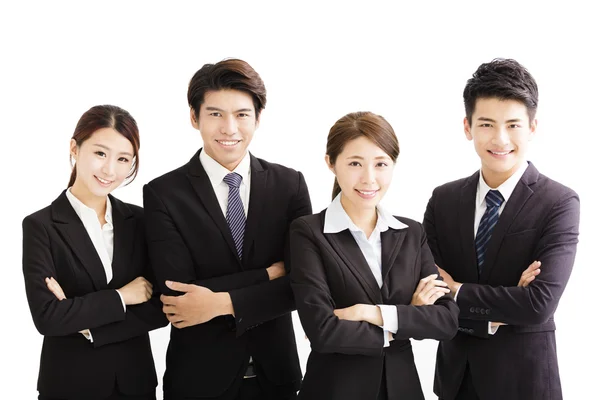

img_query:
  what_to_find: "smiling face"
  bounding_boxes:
[327,136,395,218]
[191,89,259,171]
[465,97,537,188]
[70,127,134,203]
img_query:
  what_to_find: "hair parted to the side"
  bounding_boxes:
[464,58,538,126]
[326,111,399,200]
[187,58,266,120]
[68,105,140,187]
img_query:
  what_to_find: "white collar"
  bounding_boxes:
[477,162,529,207]
[200,149,251,187]
[66,188,113,225]
[324,193,407,234]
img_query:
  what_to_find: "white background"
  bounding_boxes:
[1,1,598,398]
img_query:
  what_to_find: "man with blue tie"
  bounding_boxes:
[143,58,312,400]
[423,58,580,400]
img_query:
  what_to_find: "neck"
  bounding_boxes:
[481,163,524,189]
[340,194,378,237]
[69,184,107,223]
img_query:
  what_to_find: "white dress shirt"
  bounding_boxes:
[456,162,529,334]
[199,149,253,366]
[324,193,408,347]
[65,189,126,341]
[199,149,251,218]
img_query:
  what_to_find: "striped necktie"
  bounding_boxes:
[475,190,504,275]
[223,173,246,259]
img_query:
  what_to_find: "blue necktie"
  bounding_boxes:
[475,190,504,275]
[223,173,246,260]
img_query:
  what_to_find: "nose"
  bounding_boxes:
[101,159,116,177]
[361,165,376,184]
[221,115,238,136]
[492,126,510,146]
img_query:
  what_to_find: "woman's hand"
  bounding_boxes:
[45,277,66,300]
[411,274,450,306]
[334,304,383,326]
[117,276,153,305]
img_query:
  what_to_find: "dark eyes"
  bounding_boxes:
[95,151,106,157]
[348,161,389,167]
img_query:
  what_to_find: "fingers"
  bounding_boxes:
[166,280,193,292]
[160,294,177,306]
[415,274,438,293]
[518,261,541,287]
[45,277,66,300]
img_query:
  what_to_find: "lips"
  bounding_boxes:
[216,140,241,146]
[355,189,379,199]
[95,176,113,186]
[488,150,513,156]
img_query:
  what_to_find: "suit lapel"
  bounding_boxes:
[480,164,538,282]
[110,195,135,286]
[242,155,267,263]
[459,172,479,283]
[325,226,382,304]
[51,191,108,290]
[186,150,240,264]
[381,228,406,284]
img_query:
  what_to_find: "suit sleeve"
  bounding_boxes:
[89,221,169,347]
[23,216,125,336]
[393,225,459,341]
[143,183,269,296]
[290,218,386,356]
[229,171,313,335]
[424,188,489,338]
[455,192,580,325]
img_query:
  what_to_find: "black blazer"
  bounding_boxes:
[424,163,580,400]
[290,210,459,400]
[22,191,168,399]
[143,150,312,400]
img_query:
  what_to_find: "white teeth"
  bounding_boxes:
[218,140,239,146]
[358,190,377,195]
[490,150,511,155]
[96,176,111,184]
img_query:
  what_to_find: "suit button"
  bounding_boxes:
[486,309,490,315]
[469,329,474,334]
[470,307,475,313]
[475,307,480,313]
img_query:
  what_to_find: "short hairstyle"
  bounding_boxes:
[464,58,538,126]
[326,111,399,200]
[69,105,140,187]
[187,58,266,120]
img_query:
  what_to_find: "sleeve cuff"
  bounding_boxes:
[454,283,463,301]
[377,304,398,333]
[116,290,126,312]
[80,329,93,342]
[488,322,499,335]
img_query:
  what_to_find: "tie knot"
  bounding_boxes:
[223,172,243,189]
[485,190,504,208]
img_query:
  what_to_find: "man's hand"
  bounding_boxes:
[161,281,234,329]
[436,266,461,296]
[518,260,541,287]
[266,261,286,280]
[45,277,66,300]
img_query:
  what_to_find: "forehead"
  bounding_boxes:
[201,89,255,110]
[85,127,134,153]
[340,136,391,157]
[473,98,529,119]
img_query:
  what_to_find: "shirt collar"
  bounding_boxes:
[477,161,529,207]
[65,188,113,226]
[324,193,407,234]
[199,148,251,189]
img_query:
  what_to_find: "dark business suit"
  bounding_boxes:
[143,149,312,400]
[424,163,580,400]
[22,191,168,400]
[290,210,459,400]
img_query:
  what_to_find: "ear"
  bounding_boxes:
[325,155,336,174]
[190,108,199,129]
[69,139,78,160]
[464,117,473,141]
[529,118,538,140]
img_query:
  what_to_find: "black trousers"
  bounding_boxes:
[447,364,479,400]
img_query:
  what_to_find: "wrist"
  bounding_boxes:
[450,282,461,296]
[216,292,234,317]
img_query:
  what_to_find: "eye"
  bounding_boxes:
[508,124,521,129]
[118,157,130,163]
[95,151,106,157]
[376,162,389,167]
[349,161,361,167]
[209,112,222,117]
[238,113,250,118]
[479,123,492,128]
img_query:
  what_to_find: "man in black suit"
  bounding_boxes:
[144,59,312,400]
[424,59,580,400]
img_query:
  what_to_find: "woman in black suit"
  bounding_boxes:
[290,112,460,400]
[22,105,168,400]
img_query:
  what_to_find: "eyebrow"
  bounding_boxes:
[477,117,524,123]
[92,143,134,157]
[205,106,254,113]
[346,155,391,160]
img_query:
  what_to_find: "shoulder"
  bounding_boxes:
[254,155,304,181]
[146,163,189,190]
[431,174,474,197]
[291,212,322,232]
[392,216,425,235]
[534,172,578,200]
[23,204,52,226]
